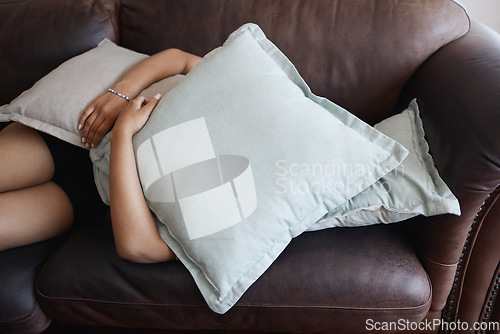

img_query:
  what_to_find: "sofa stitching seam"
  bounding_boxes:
[35,293,432,313]
[419,252,459,267]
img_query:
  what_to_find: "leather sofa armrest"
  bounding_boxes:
[398,21,500,320]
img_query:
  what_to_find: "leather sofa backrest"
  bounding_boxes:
[0,0,117,105]
[1,0,469,122]
[118,0,469,123]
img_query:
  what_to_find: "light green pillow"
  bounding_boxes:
[308,99,460,231]
[0,39,183,147]
[91,23,408,314]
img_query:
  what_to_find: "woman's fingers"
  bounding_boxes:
[86,117,111,148]
[78,105,95,130]
[80,94,161,148]
[132,96,147,107]
[141,94,161,115]
[114,94,162,136]
[78,93,130,147]
[81,110,108,148]
[80,110,99,145]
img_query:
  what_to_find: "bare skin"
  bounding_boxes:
[0,48,201,259]
[90,49,202,263]
[0,122,73,251]
[108,95,177,263]
[78,48,202,148]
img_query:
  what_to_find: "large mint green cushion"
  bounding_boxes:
[91,23,407,314]
[309,99,460,231]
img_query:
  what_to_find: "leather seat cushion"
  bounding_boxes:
[36,216,431,333]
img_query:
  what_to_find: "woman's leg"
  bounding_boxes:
[0,122,54,192]
[0,182,73,251]
[0,123,74,251]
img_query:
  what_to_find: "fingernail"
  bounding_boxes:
[78,123,83,130]
[85,143,90,149]
[81,137,86,144]
[91,143,95,149]
[153,93,161,100]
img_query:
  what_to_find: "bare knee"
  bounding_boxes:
[0,182,73,251]
[0,122,55,192]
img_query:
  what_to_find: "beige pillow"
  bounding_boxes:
[0,39,182,148]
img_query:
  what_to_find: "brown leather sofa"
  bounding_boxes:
[1,0,499,333]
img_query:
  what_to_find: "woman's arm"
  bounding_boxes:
[79,49,202,148]
[109,94,175,263]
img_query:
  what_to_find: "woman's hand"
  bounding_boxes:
[78,48,200,148]
[112,94,162,140]
[78,91,130,148]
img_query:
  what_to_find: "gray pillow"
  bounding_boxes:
[91,23,408,314]
[0,39,182,147]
